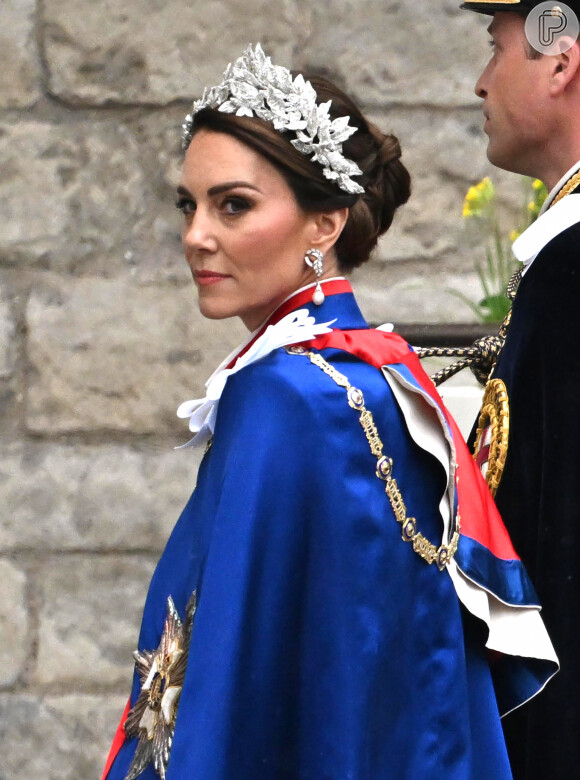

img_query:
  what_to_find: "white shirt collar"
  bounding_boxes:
[512,194,580,273]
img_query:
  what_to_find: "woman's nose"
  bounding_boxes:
[182,210,218,253]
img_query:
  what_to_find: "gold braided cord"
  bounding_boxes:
[414,335,504,386]
[551,171,580,207]
[417,264,523,387]
[286,346,460,570]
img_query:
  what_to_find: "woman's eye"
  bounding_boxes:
[488,39,496,49]
[175,197,195,215]
[222,196,250,215]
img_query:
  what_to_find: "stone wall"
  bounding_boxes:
[1,1,517,776]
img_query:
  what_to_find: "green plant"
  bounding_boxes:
[449,177,548,324]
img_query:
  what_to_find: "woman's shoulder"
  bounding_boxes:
[210,347,354,466]
[231,341,393,392]
[221,346,344,414]
[218,341,399,435]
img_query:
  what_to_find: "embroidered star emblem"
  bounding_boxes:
[123,592,197,780]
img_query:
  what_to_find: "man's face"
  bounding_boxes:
[475,12,554,175]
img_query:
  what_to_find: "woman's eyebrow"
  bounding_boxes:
[176,181,263,198]
[207,181,262,196]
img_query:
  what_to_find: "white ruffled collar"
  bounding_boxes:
[176,308,335,447]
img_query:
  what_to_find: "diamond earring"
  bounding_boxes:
[304,248,325,305]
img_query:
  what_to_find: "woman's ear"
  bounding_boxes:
[309,207,349,255]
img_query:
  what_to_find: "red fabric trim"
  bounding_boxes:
[305,328,519,562]
[305,327,410,366]
[475,443,491,469]
[267,279,352,325]
[226,279,352,369]
[101,698,130,780]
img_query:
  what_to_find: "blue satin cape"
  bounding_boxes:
[106,290,511,779]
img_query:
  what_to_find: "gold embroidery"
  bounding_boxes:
[287,348,460,570]
[474,378,510,497]
[551,170,580,207]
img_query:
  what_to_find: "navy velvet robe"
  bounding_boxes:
[490,185,580,779]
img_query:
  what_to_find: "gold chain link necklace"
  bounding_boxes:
[286,346,460,570]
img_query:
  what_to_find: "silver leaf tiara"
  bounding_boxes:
[181,44,365,195]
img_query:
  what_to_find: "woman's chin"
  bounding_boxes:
[197,296,237,322]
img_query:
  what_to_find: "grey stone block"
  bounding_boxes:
[354,269,487,326]
[25,274,247,433]
[34,556,155,685]
[42,0,299,104]
[0,442,202,551]
[0,0,41,109]
[0,560,29,687]
[347,108,527,324]
[0,120,147,269]
[0,295,16,379]
[366,108,525,268]
[40,0,494,109]
[0,693,128,780]
[301,0,491,107]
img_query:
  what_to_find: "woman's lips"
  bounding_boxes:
[194,270,231,286]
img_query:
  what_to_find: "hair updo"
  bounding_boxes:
[187,74,411,273]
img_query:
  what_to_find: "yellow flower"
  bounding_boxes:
[509,229,521,242]
[529,179,548,216]
[462,177,495,218]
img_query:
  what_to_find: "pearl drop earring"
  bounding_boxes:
[304,248,325,305]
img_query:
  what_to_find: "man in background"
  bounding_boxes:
[461,0,580,776]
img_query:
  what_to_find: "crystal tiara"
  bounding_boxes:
[181,44,365,195]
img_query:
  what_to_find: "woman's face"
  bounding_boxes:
[177,129,338,331]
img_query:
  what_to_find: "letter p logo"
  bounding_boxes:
[526,2,579,54]
[539,8,567,45]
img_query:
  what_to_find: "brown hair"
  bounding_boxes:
[187,74,411,272]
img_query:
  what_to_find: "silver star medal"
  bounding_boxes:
[123,592,197,780]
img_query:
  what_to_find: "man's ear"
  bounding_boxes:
[309,207,350,255]
[549,39,580,93]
